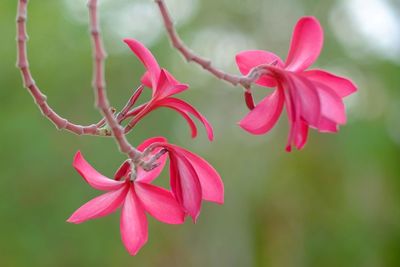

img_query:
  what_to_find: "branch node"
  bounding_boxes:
[56,118,69,130]
[24,78,36,89]
[16,15,27,22]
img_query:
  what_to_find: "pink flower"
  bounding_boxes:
[124,39,213,141]
[67,137,185,256]
[67,137,224,255]
[235,17,357,151]
[148,141,224,222]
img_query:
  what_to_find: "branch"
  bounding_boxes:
[155,0,268,89]
[87,0,143,163]
[16,0,109,136]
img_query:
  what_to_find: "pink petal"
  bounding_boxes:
[317,117,339,133]
[140,71,153,88]
[135,137,168,184]
[67,185,128,224]
[135,182,185,224]
[285,17,324,72]
[73,151,125,191]
[235,50,284,87]
[156,97,214,141]
[120,185,148,256]
[302,70,357,98]
[282,84,296,152]
[124,39,161,88]
[285,73,321,128]
[314,82,346,125]
[282,79,309,151]
[154,69,189,99]
[169,152,202,222]
[175,147,224,204]
[164,69,181,86]
[137,136,168,151]
[294,120,309,150]
[239,88,284,135]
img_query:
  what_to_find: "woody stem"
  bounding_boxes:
[16,0,109,136]
[154,0,270,89]
[87,0,143,162]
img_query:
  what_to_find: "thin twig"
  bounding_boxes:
[16,0,108,136]
[87,0,143,162]
[155,0,269,89]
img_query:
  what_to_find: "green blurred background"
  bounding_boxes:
[1,0,400,266]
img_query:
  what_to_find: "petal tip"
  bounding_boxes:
[72,151,83,168]
[123,38,133,45]
[238,120,263,135]
[66,216,80,224]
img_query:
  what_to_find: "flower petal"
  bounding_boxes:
[317,117,339,133]
[302,70,357,98]
[135,182,185,224]
[175,147,224,204]
[141,71,153,88]
[239,89,284,135]
[284,74,314,151]
[154,69,189,99]
[67,185,128,224]
[314,82,346,125]
[294,120,309,150]
[124,39,161,88]
[282,84,296,152]
[235,50,283,87]
[285,17,324,72]
[156,97,214,141]
[285,73,321,127]
[137,136,168,151]
[120,185,148,256]
[169,152,202,222]
[73,151,125,191]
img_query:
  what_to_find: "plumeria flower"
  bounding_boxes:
[235,16,357,151]
[67,137,185,256]
[123,39,213,141]
[146,141,224,221]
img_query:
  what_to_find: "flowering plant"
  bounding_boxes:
[16,0,357,255]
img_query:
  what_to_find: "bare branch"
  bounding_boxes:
[87,0,143,162]
[155,0,270,89]
[16,0,108,136]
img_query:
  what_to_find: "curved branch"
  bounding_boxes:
[16,0,108,136]
[155,0,266,89]
[87,0,143,163]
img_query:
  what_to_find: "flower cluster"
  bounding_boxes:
[68,39,223,255]
[67,16,357,256]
